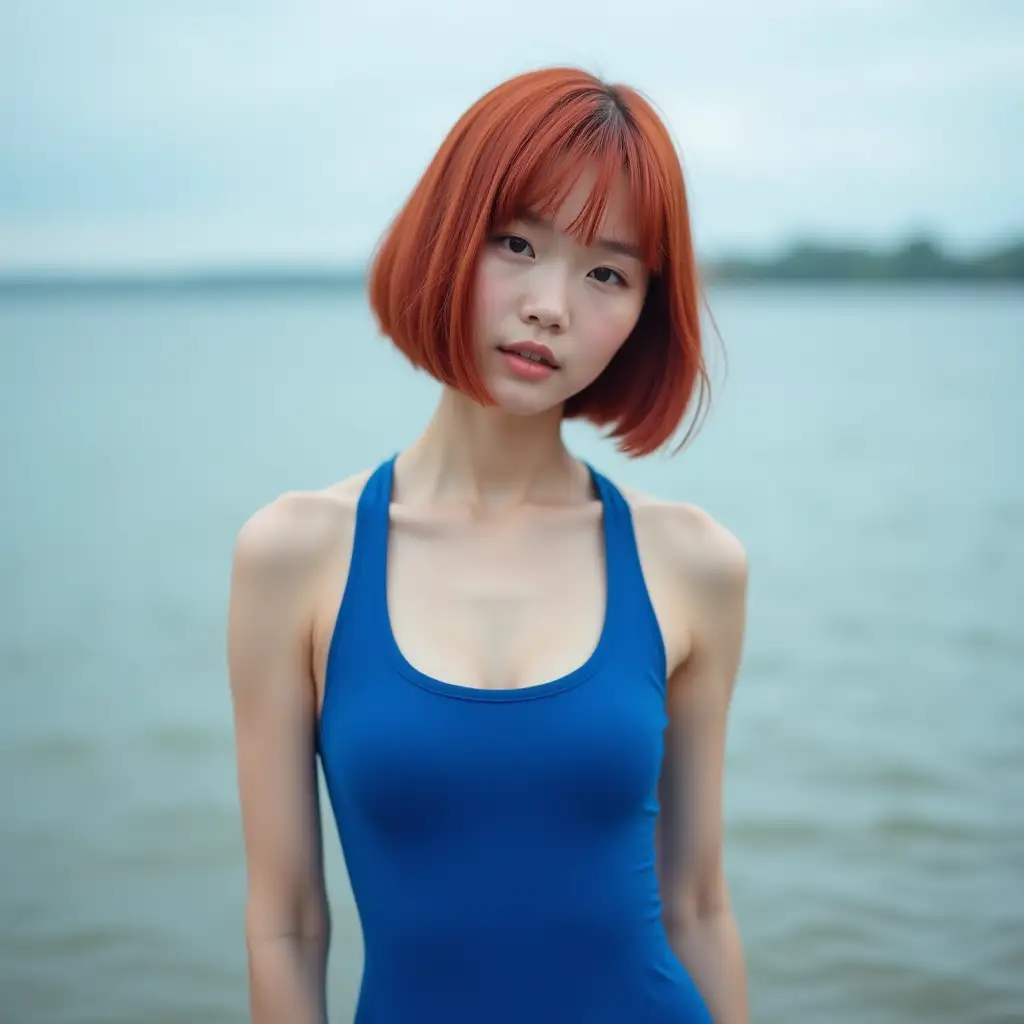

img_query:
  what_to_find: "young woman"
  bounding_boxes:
[228,66,749,1024]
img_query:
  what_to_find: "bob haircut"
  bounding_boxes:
[368,66,710,457]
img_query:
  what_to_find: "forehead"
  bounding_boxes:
[494,150,662,269]
[543,167,638,243]
[512,163,641,249]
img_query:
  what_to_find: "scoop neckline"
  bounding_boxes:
[379,455,614,703]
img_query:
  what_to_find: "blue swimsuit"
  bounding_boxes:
[317,454,713,1022]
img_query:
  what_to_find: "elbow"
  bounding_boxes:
[664,866,730,932]
[243,922,332,958]
[244,907,331,1024]
[244,893,331,950]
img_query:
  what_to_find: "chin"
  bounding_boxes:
[485,378,567,418]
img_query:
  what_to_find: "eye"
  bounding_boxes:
[589,266,627,287]
[496,234,535,257]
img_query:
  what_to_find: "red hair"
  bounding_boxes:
[368,66,710,457]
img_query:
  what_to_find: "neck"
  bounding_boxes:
[395,388,587,512]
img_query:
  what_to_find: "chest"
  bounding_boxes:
[386,510,607,691]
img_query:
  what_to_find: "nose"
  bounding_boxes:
[519,267,569,333]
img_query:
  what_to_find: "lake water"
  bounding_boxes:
[0,284,1022,1023]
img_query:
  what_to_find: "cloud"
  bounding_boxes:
[1,0,1021,270]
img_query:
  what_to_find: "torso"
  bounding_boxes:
[304,461,707,718]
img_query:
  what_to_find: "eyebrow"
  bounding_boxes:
[517,211,644,262]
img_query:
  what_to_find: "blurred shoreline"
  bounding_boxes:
[1,236,1021,292]
[703,236,1024,284]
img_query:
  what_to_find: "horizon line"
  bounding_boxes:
[0,234,1021,290]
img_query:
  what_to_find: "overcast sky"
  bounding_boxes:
[1,0,1022,272]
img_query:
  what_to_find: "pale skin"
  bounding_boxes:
[228,168,750,1023]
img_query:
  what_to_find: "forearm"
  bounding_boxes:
[246,932,330,1024]
[667,908,748,1024]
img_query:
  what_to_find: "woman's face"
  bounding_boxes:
[471,169,650,417]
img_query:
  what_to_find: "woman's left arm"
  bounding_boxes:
[656,510,750,1024]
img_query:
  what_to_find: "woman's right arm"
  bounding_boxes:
[227,494,334,1024]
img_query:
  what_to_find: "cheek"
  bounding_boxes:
[472,258,511,340]
[577,294,645,366]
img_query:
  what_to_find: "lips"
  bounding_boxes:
[497,341,559,368]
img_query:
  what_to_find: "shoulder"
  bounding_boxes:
[615,479,749,640]
[615,479,748,686]
[231,468,375,592]
[617,481,747,583]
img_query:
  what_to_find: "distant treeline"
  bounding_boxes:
[1,237,1022,292]
[703,237,1024,283]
